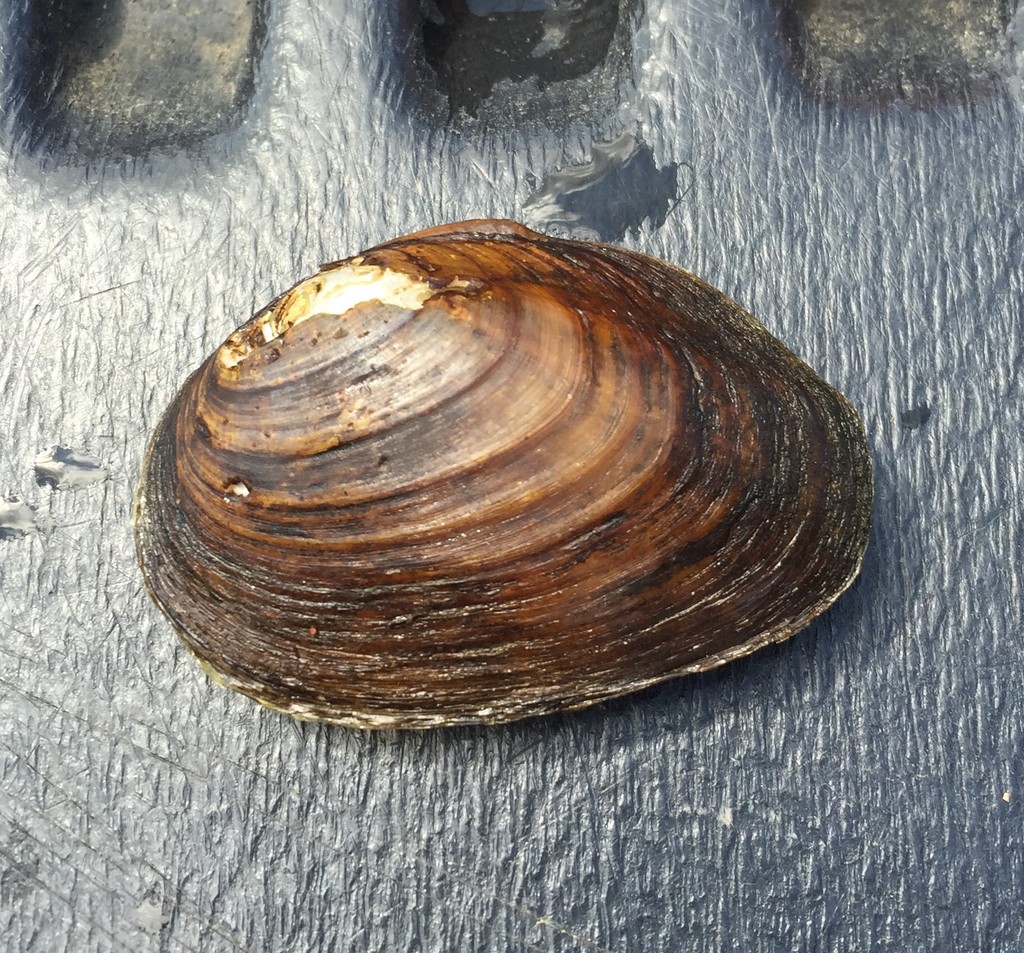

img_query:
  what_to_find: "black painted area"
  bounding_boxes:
[775,0,1011,106]
[0,831,41,907]
[900,404,932,429]
[408,0,644,126]
[5,0,266,158]
[523,132,678,240]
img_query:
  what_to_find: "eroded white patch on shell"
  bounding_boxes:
[218,264,438,370]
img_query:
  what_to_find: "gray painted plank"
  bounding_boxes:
[1,1,1022,950]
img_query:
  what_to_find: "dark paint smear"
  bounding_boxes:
[5,0,267,159]
[0,834,41,905]
[419,0,642,121]
[900,404,931,429]
[773,0,1009,108]
[523,133,678,241]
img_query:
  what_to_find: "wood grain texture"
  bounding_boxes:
[1,0,1022,950]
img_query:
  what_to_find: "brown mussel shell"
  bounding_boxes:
[134,219,872,728]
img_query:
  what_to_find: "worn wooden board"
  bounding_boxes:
[2,1,1022,950]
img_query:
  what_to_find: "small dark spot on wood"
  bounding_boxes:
[0,831,40,905]
[377,454,389,467]
[900,404,931,429]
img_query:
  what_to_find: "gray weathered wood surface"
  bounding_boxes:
[2,1,1022,950]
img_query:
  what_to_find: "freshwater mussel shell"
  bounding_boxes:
[134,219,872,728]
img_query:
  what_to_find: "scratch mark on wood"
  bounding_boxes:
[68,279,144,305]
[419,855,619,953]
[1,757,255,953]
[0,817,153,953]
